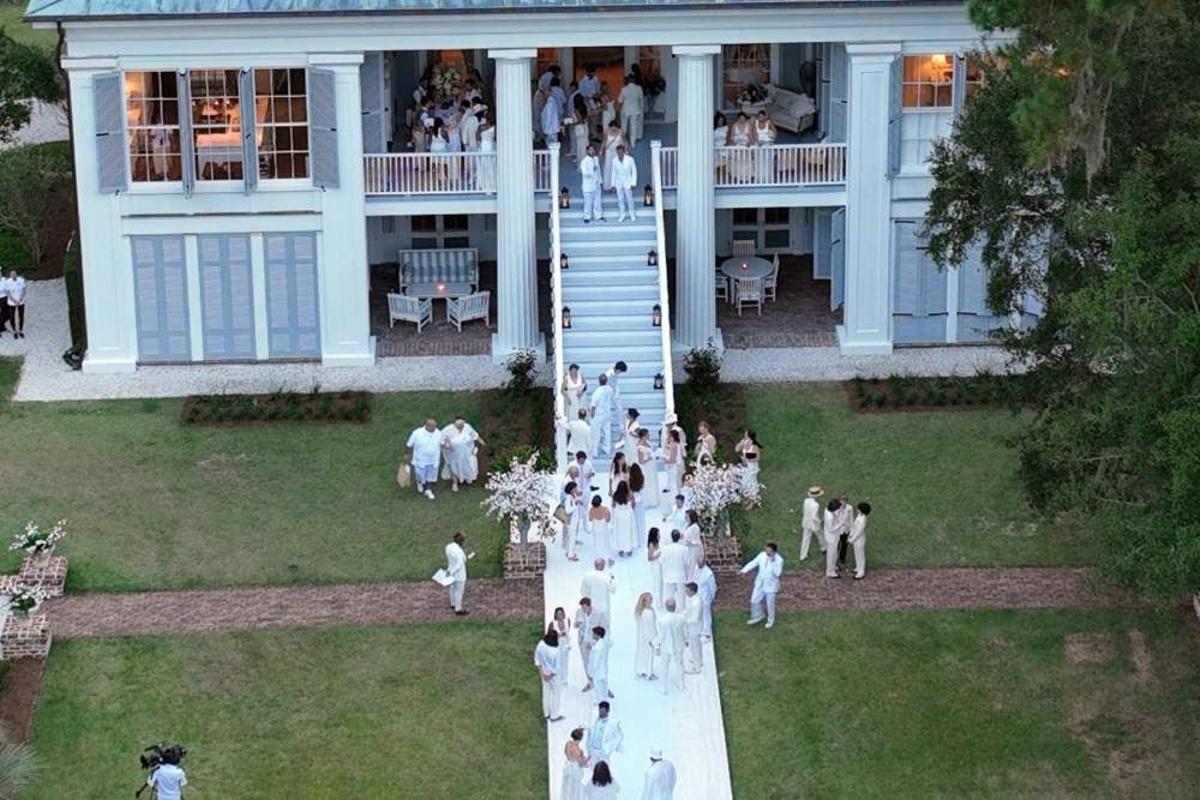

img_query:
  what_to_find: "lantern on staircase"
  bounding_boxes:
[562,306,572,329]
[560,253,570,270]
[652,304,662,327]
[653,372,665,391]
[559,187,571,209]
[647,249,658,266]
[643,184,654,206]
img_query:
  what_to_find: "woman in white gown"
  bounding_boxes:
[635,428,660,508]
[608,452,629,498]
[611,481,636,558]
[599,86,617,136]
[562,363,588,422]
[588,495,613,566]
[477,113,496,192]
[583,762,619,800]
[634,592,658,679]
[571,96,590,163]
[728,111,756,183]
[621,409,641,468]
[601,121,626,191]
[682,509,705,581]
[441,417,485,490]
[561,728,589,800]
[552,606,572,688]
[629,464,647,546]
[753,109,778,183]
[694,421,717,463]
[735,429,762,492]
[646,527,664,612]
[713,112,730,181]
[663,428,685,496]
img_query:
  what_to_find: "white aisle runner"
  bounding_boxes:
[542,481,734,799]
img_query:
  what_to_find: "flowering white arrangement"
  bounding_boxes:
[8,519,68,556]
[431,65,462,101]
[482,453,556,545]
[688,461,761,538]
[7,583,47,615]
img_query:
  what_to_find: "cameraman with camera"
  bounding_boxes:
[138,744,187,799]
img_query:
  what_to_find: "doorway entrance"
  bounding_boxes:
[573,46,626,92]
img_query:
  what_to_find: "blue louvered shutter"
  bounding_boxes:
[830,207,845,311]
[817,44,830,138]
[829,44,847,143]
[958,246,988,315]
[923,247,948,316]
[240,69,259,194]
[361,53,385,153]
[309,68,339,188]
[952,54,967,114]
[886,56,901,177]
[893,221,920,315]
[178,70,196,197]
[131,236,190,362]
[93,72,127,194]
[199,234,256,360]
[265,233,321,357]
[812,208,832,279]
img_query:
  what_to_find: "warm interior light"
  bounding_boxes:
[931,53,948,68]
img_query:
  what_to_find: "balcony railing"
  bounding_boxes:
[533,149,552,193]
[363,152,496,195]
[657,142,847,190]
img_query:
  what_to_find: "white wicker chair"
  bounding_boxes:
[764,254,780,302]
[388,292,433,332]
[735,276,765,316]
[730,240,756,257]
[446,290,491,332]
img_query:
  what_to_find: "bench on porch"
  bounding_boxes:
[398,247,479,298]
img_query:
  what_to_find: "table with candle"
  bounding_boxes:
[718,255,773,304]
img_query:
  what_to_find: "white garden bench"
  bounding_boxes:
[398,247,479,298]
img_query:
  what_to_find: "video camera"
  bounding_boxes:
[140,743,187,770]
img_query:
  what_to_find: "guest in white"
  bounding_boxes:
[579,65,601,99]
[405,418,443,499]
[849,502,871,579]
[549,76,568,118]
[635,429,661,508]
[618,73,645,148]
[563,363,589,419]
[581,557,617,618]
[695,555,718,639]
[444,531,473,615]
[561,481,585,562]
[576,597,610,687]
[694,421,717,462]
[683,582,704,673]
[601,121,626,190]
[660,529,690,608]
[661,493,687,534]
[587,702,623,762]
[586,759,621,799]
[589,495,615,566]
[539,64,561,91]
[634,591,658,680]
[587,625,614,701]
[641,749,677,800]
[541,91,563,144]
[656,598,686,694]
[460,101,481,151]
[440,416,485,491]
[611,481,636,559]
[646,527,665,611]
[576,451,598,493]
[823,498,843,579]
[742,541,783,629]
[3,270,26,338]
[558,409,594,460]
[622,409,641,466]
[535,628,564,722]
[580,144,605,222]
[663,430,684,495]
[589,374,616,456]
[562,728,590,800]
[800,485,825,560]
[611,145,639,222]
[681,510,704,580]
[552,605,573,687]
[605,360,628,411]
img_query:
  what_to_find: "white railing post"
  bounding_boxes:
[548,142,568,468]
[650,140,676,431]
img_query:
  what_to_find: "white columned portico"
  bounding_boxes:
[314,54,374,367]
[489,48,542,360]
[672,45,720,350]
[838,43,900,355]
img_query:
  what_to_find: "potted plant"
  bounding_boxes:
[7,584,47,616]
[9,519,67,560]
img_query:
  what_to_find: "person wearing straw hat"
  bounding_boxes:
[641,748,677,799]
[800,485,826,560]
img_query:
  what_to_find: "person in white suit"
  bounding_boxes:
[444,531,474,615]
[587,701,624,764]
[695,554,718,639]
[849,502,871,579]
[558,409,595,460]
[580,558,617,617]
[587,625,614,702]
[610,145,639,221]
[641,749,677,800]
[823,499,843,578]
[741,542,783,628]
[656,598,687,693]
[535,628,564,722]
[800,485,825,560]
[683,582,704,673]
[659,530,690,608]
[618,74,645,148]
[580,143,605,223]
[589,374,616,457]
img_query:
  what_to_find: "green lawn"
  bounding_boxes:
[0,2,55,49]
[26,621,546,799]
[735,383,1094,567]
[717,608,1200,799]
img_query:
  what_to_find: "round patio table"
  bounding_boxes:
[719,255,773,281]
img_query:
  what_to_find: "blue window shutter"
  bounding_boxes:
[199,234,256,360]
[923,247,948,316]
[887,56,901,178]
[177,70,196,197]
[817,44,830,138]
[958,245,988,315]
[830,207,845,311]
[309,68,340,189]
[241,69,259,193]
[812,208,831,279]
[131,236,190,362]
[893,221,920,315]
[93,72,126,194]
[829,44,847,143]
[264,232,321,357]
[952,54,967,114]
[361,53,385,153]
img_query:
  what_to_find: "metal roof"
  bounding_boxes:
[26,0,954,22]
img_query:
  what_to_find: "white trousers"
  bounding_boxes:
[593,415,613,455]
[659,651,685,694]
[621,112,643,148]
[616,186,636,219]
[800,525,824,560]
[449,579,466,612]
[542,677,561,718]
[593,675,610,703]
[750,587,776,624]
[580,641,594,679]
[562,515,577,558]
[853,537,866,577]
[824,539,840,577]
[583,186,604,220]
[686,630,703,671]
[702,598,714,637]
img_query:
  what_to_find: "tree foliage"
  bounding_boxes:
[925,0,1200,600]
[0,28,64,143]
[0,142,72,267]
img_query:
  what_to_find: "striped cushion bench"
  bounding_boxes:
[398,248,479,297]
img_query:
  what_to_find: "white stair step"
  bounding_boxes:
[562,280,658,296]
[565,299,662,316]
[563,329,661,345]
[562,238,657,254]
[562,344,663,362]
[561,223,658,240]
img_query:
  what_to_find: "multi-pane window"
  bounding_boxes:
[901,54,954,109]
[254,68,309,179]
[722,44,771,108]
[189,69,244,180]
[964,56,985,101]
[126,71,182,182]
[411,214,470,249]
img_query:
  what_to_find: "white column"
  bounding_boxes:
[312,54,374,367]
[489,48,542,360]
[672,45,720,350]
[838,43,900,355]
[65,58,138,373]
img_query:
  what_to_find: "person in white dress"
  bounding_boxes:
[601,122,626,191]
[629,465,647,550]
[405,418,442,500]
[681,510,704,580]
[589,374,616,457]
[694,421,717,462]
[535,628,564,722]
[621,410,641,467]
[610,145,639,222]
[633,592,658,679]
[477,114,496,192]
[562,362,589,420]
[635,429,660,508]
[617,74,645,149]
[562,728,590,800]
[611,481,637,558]
[641,750,677,800]
[440,417,485,491]
[713,112,730,181]
[741,542,783,629]
[662,429,684,496]
[444,531,473,615]
[656,598,687,694]
[599,86,617,138]
[695,555,718,640]
[849,502,871,579]
[659,529,689,609]
[580,144,605,223]
[728,111,756,183]
[608,452,629,499]
[588,498,615,567]
[646,527,665,612]
[735,429,762,492]
[552,606,573,687]
[584,761,620,799]
[800,485,825,560]
[754,109,778,182]
[571,96,590,162]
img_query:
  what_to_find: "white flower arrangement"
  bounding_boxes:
[7,583,48,615]
[8,519,68,556]
[688,461,761,538]
[431,65,462,102]
[482,453,556,545]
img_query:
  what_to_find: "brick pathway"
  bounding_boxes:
[43,567,1137,641]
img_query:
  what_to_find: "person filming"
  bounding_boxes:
[143,746,187,799]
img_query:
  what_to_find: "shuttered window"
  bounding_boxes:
[264,232,321,358]
[131,236,191,362]
[308,68,339,189]
[94,72,128,194]
[830,207,845,311]
[893,221,950,343]
[198,235,256,360]
[360,53,386,154]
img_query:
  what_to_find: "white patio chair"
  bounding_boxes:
[388,292,433,332]
[446,290,491,332]
[764,254,780,302]
[735,276,765,316]
[715,270,730,303]
[730,240,756,257]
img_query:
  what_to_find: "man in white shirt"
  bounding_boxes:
[574,450,598,493]
[741,541,783,629]
[589,374,616,456]
[5,271,26,338]
[823,499,843,578]
[587,625,614,701]
[610,145,639,222]
[405,418,443,499]
[459,101,480,151]
[580,144,605,223]
[618,74,645,148]
[695,555,718,639]
[656,598,686,693]
[557,409,594,459]
[444,531,474,615]
[800,485,825,560]
[683,582,704,673]
[604,360,627,411]
[580,558,616,617]
[540,94,562,144]
[587,701,624,763]
[579,65,601,99]
[848,502,871,579]
[534,628,564,722]
[0,274,9,336]
[576,597,610,688]
[659,529,690,608]
[661,493,687,531]
[146,753,187,800]
[641,749,677,800]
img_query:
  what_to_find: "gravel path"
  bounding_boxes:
[718,343,1022,382]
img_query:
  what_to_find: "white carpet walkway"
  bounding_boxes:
[541,484,733,800]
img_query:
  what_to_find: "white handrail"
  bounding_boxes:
[657,142,847,190]
[533,149,553,193]
[548,143,568,469]
[650,140,676,432]
[362,152,496,195]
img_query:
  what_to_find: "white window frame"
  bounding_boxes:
[409,214,472,250]
[731,207,791,254]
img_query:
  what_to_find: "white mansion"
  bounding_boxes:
[27,0,1036,379]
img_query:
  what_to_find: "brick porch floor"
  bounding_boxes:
[717,254,842,349]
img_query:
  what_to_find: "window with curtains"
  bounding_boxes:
[254,68,309,179]
[126,71,183,182]
[722,44,771,108]
[189,68,244,180]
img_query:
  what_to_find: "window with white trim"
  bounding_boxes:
[411,215,471,249]
[722,44,771,109]
[189,69,244,181]
[254,68,310,179]
[126,71,182,183]
[731,207,791,253]
[900,54,954,170]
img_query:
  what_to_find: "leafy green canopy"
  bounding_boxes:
[924,0,1200,600]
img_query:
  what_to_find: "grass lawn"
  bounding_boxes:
[717,608,1200,799]
[734,383,1094,567]
[26,621,546,799]
[0,2,56,49]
